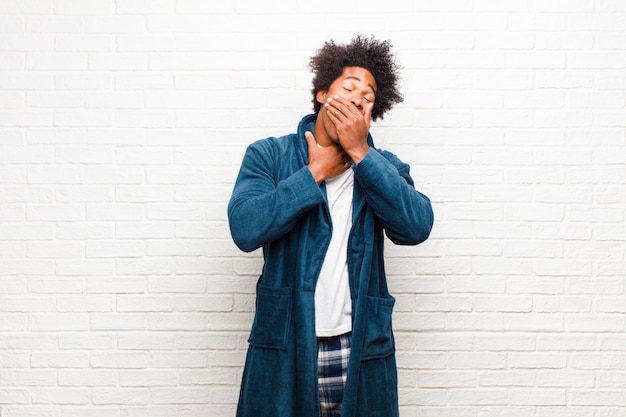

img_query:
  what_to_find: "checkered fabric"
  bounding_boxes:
[317,332,352,417]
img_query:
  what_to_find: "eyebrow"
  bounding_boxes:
[345,76,377,95]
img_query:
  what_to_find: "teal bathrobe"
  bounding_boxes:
[227,114,434,417]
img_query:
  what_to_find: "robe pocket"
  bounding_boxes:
[362,295,396,360]
[248,285,291,350]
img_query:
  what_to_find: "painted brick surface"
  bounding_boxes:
[1,0,625,415]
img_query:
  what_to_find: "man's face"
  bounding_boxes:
[316,66,377,145]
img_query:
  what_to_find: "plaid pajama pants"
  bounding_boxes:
[317,332,352,417]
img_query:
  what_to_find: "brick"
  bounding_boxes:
[536,0,594,12]
[478,371,535,387]
[0,314,27,330]
[150,351,207,368]
[447,314,505,332]
[417,333,473,351]
[0,388,33,404]
[85,92,144,109]
[0,15,25,32]
[55,34,112,52]
[54,110,113,128]
[415,295,473,312]
[152,387,211,404]
[178,368,238,385]
[85,166,145,184]
[474,296,533,313]
[28,313,90,331]
[57,370,118,387]
[0,334,57,350]
[59,334,117,350]
[146,240,204,256]
[114,109,176,128]
[116,73,173,90]
[509,353,566,369]
[533,296,592,313]
[537,371,595,388]
[92,389,150,405]
[116,295,173,312]
[0,0,51,14]
[148,276,206,293]
[116,259,174,275]
[57,295,115,312]
[147,313,209,331]
[0,206,25,222]
[31,352,89,368]
[0,241,25,257]
[87,128,146,146]
[566,315,625,332]
[28,16,82,33]
[26,205,83,221]
[448,388,508,405]
[55,222,113,239]
[56,147,115,164]
[474,0,533,11]
[509,389,566,406]
[570,390,626,406]
[119,370,179,386]
[0,260,53,275]
[55,260,114,276]
[0,167,26,184]
[536,33,594,50]
[28,278,85,294]
[174,332,238,350]
[120,407,181,417]
[86,276,146,294]
[504,314,564,331]
[115,187,174,203]
[597,372,626,388]
[26,52,87,70]
[147,204,206,221]
[418,371,477,388]
[537,334,596,351]
[86,240,145,258]
[173,295,233,312]
[90,353,148,369]
[0,72,53,90]
[84,16,146,33]
[55,72,112,90]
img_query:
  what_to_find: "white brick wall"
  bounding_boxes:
[1,0,625,415]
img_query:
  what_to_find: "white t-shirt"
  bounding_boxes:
[314,168,354,337]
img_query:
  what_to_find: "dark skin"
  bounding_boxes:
[305,66,377,185]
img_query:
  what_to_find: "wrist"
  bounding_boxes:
[348,145,369,164]
[307,164,325,185]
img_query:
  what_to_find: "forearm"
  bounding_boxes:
[228,166,324,252]
[353,149,434,245]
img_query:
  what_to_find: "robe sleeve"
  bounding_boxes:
[352,148,434,245]
[227,139,325,252]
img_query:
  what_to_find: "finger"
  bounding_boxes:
[332,95,361,117]
[325,99,343,120]
[329,96,351,115]
[304,131,318,150]
[363,101,374,125]
[341,96,363,118]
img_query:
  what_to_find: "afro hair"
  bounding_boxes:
[309,35,403,121]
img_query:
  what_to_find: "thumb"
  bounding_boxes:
[304,131,317,149]
[364,101,374,126]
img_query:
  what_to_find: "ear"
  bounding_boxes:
[316,90,327,104]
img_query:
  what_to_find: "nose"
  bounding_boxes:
[350,95,363,111]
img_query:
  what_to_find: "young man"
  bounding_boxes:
[228,35,434,417]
